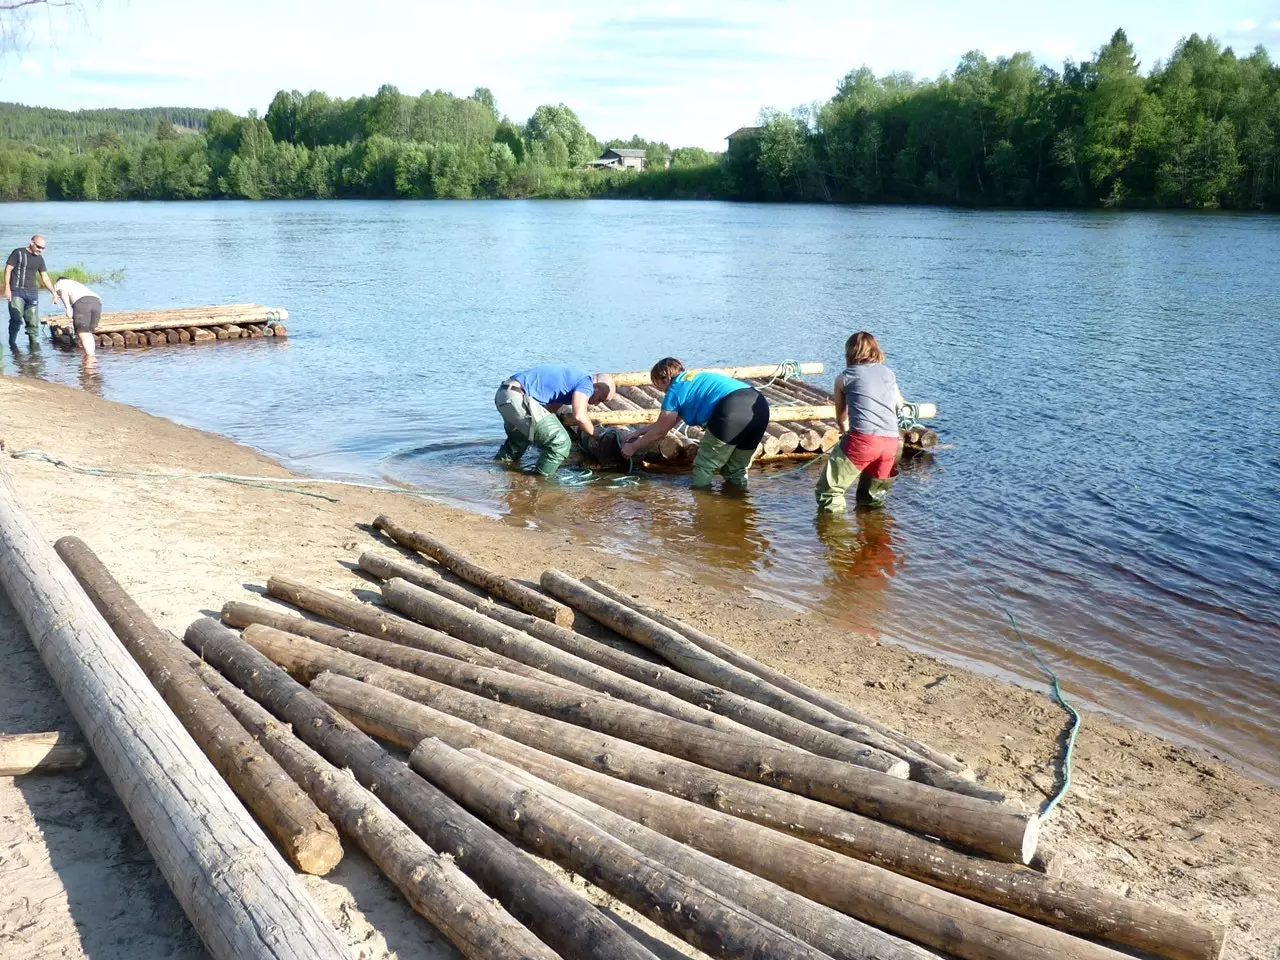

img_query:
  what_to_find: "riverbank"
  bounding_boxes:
[0,375,1276,959]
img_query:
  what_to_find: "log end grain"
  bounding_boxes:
[290,818,345,876]
[271,324,288,338]
[0,732,90,776]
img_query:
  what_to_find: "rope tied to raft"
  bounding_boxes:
[758,359,803,387]
[7,449,440,504]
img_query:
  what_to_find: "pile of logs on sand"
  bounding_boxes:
[44,303,289,349]
[576,362,939,466]
[0,468,1228,960]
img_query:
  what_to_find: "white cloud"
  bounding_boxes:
[19,58,43,75]
[1236,18,1256,31]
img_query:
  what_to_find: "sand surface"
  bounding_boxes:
[0,375,1276,959]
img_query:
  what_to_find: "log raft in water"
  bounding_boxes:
[185,646,559,960]
[0,466,349,960]
[609,362,824,387]
[373,515,573,626]
[54,537,343,876]
[322,676,1223,960]
[45,304,289,347]
[183,617,659,960]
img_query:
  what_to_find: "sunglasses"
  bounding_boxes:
[33,245,46,252]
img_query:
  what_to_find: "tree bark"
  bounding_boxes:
[55,537,343,876]
[183,618,659,960]
[321,675,1221,960]
[378,569,918,772]
[413,738,828,960]
[583,576,973,782]
[372,516,573,625]
[0,731,88,776]
[0,467,349,960]
[467,748,938,960]
[187,651,560,960]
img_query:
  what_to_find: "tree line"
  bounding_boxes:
[0,28,1275,209]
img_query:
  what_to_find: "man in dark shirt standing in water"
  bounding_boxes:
[4,235,59,347]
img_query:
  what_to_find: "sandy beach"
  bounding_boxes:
[1,374,1276,960]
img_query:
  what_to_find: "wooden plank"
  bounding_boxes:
[413,738,829,960]
[318,675,1224,960]
[187,650,559,960]
[372,516,573,626]
[609,363,824,387]
[183,618,660,960]
[55,537,343,875]
[0,731,88,776]
[0,464,350,960]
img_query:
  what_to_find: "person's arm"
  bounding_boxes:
[2,263,12,299]
[621,410,680,457]
[833,374,849,434]
[41,270,58,300]
[569,391,596,438]
[59,287,73,319]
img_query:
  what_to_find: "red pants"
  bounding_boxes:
[840,432,899,478]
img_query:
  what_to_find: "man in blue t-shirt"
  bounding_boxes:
[494,364,616,476]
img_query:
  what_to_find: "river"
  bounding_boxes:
[3,199,1278,781]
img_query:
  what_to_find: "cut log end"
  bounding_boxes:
[1021,814,1041,865]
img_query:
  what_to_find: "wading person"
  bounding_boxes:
[53,276,103,356]
[621,359,770,490]
[4,235,59,347]
[816,331,905,512]
[495,364,616,476]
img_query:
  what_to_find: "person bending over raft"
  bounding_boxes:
[495,364,616,477]
[621,358,770,490]
[816,331,905,512]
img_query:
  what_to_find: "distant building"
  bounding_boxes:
[587,147,672,171]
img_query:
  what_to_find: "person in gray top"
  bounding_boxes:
[816,331,906,512]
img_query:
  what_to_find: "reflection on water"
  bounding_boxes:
[4,200,1279,782]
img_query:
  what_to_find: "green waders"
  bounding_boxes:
[692,433,756,489]
[815,443,898,512]
[494,384,573,477]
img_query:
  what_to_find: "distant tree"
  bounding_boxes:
[525,103,598,166]
[671,146,715,167]
[470,87,498,118]
[544,131,570,168]
[89,130,124,151]
[493,119,525,162]
[154,118,178,141]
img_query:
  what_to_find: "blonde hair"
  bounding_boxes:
[845,331,885,366]
[650,357,685,384]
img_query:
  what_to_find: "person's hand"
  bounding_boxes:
[621,438,638,458]
[1,288,10,301]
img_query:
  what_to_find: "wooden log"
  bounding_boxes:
[372,515,573,626]
[327,676,1222,960]
[95,333,110,348]
[109,332,126,348]
[177,328,191,343]
[610,363,824,387]
[584,577,973,780]
[765,422,801,453]
[165,329,181,344]
[93,307,288,333]
[187,651,559,960]
[588,579,972,778]
[213,326,231,340]
[55,538,343,875]
[412,738,828,960]
[542,571,975,789]
[585,403,835,427]
[192,328,216,342]
[617,386,658,407]
[122,331,142,347]
[0,731,88,775]
[656,432,692,460]
[0,466,350,960]
[223,596,573,689]
[223,324,243,338]
[271,324,287,337]
[147,330,168,346]
[183,618,659,960]
[240,622,913,798]
[262,325,276,337]
[380,570,919,772]
[781,421,823,451]
[757,431,782,457]
[381,577,831,747]
[471,749,935,960]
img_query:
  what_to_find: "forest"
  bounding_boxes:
[0,29,1276,209]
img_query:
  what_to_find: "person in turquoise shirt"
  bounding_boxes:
[621,358,770,489]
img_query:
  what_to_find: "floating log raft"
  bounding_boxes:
[569,361,938,466]
[44,303,288,349]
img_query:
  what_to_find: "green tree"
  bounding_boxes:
[525,104,598,166]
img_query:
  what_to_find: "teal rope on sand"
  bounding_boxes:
[9,449,438,504]
[981,584,1082,820]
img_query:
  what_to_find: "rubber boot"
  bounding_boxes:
[720,446,756,489]
[815,443,861,513]
[691,433,735,488]
[856,470,898,508]
[531,415,572,476]
[494,428,528,465]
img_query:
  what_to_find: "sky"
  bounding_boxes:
[2,0,1278,149]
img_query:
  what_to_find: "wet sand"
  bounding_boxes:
[0,375,1276,959]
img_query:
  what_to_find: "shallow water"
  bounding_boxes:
[3,200,1278,780]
